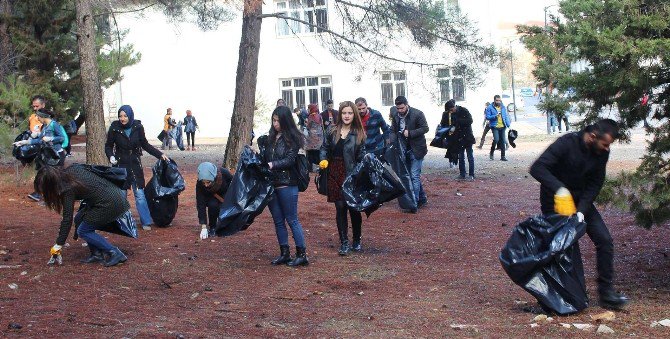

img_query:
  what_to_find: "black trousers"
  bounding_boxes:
[186,132,195,147]
[334,201,362,243]
[205,198,222,227]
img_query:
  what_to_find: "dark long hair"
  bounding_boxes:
[332,101,366,145]
[34,166,87,214]
[268,106,305,149]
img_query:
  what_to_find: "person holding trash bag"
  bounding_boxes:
[35,165,132,267]
[320,101,366,255]
[261,105,310,266]
[196,162,233,239]
[529,118,629,310]
[105,105,169,231]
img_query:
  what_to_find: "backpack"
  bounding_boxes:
[294,153,310,192]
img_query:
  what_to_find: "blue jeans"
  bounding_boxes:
[77,221,114,252]
[267,186,306,248]
[130,183,153,226]
[490,128,506,158]
[407,151,427,204]
[459,146,475,177]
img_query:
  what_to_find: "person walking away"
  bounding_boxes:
[320,101,366,255]
[105,105,169,231]
[529,119,629,310]
[262,106,310,266]
[478,102,491,149]
[35,165,131,267]
[485,95,511,161]
[355,97,389,159]
[444,100,475,180]
[195,162,233,239]
[320,99,339,131]
[305,104,324,172]
[183,110,199,151]
[388,96,429,211]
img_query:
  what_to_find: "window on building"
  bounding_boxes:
[280,75,333,110]
[437,67,465,102]
[276,0,328,36]
[380,71,407,106]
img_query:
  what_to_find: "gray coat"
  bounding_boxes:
[389,106,429,159]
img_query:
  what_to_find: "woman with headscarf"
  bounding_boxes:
[195,162,233,239]
[305,103,324,171]
[261,105,309,266]
[105,105,168,231]
[183,110,199,151]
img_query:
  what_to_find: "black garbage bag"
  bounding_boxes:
[76,163,129,189]
[384,139,417,211]
[12,131,40,164]
[169,122,186,151]
[213,146,274,237]
[75,205,138,239]
[342,153,405,216]
[429,126,451,149]
[145,159,185,227]
[499,214,588,315]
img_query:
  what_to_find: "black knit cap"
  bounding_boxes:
[445,99,456,110]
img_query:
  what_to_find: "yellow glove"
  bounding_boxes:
[554,187,577,216]
[50,244,62,256]
[319,160,329,169]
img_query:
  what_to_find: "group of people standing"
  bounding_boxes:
[162,108,199,150]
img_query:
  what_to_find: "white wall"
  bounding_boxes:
[110,1,506,137]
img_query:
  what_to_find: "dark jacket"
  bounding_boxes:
[440,106,475,146]
[105,120,163,189]
[320,109,339,130]
[389,106,429,159]
[56,165,130,245]
[320,128,366,176]
[195,167,233,225]
[262,134,299,187]
[529,131,609,214]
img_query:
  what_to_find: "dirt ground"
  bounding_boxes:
[1,132,669,338]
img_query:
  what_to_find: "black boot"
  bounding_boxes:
[80,247,104,264]
[287,246,309,266]
[599,288,630,310]
[103,247,127,267]
[338,240,350,256]
[271,245,291,265]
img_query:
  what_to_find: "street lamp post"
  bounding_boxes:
[509,40,517,122]
[543,4,558,135]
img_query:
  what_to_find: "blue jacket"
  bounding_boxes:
[29,120,66,153]
[485,103,511,128]
[363,108,390,152]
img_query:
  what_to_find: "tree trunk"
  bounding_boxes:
[0,0,13,83]
[223,0,263,169]
[75,0,106,165]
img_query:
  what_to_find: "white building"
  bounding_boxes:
[113,0,506,138]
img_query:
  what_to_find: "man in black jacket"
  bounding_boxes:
[443,100,476,180]
[529,119,629,309]
[389,96,429,209]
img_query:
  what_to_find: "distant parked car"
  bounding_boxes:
[501,94,524,112]
[520,87,534,97]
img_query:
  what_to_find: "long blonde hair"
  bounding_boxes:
[331,101,366,145]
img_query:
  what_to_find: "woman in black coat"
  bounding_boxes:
[261,105,309,267]
[195,162,233,239]
[36,165,131,267]
[320,101,366,256]
[105,105,168,230]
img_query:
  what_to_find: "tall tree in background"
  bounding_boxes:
[75,0,106,165]
[534,0,670,227]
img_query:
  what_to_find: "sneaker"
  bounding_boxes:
[489,154,494,160]
[27,192,41,201]
[142,225,152,231]
[467,176,475,182]
[501,157,508,161]
[455,175,466,181]
[66,153,73,157]
[417,199,427,208]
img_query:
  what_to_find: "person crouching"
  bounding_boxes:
[196,162,233,239]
